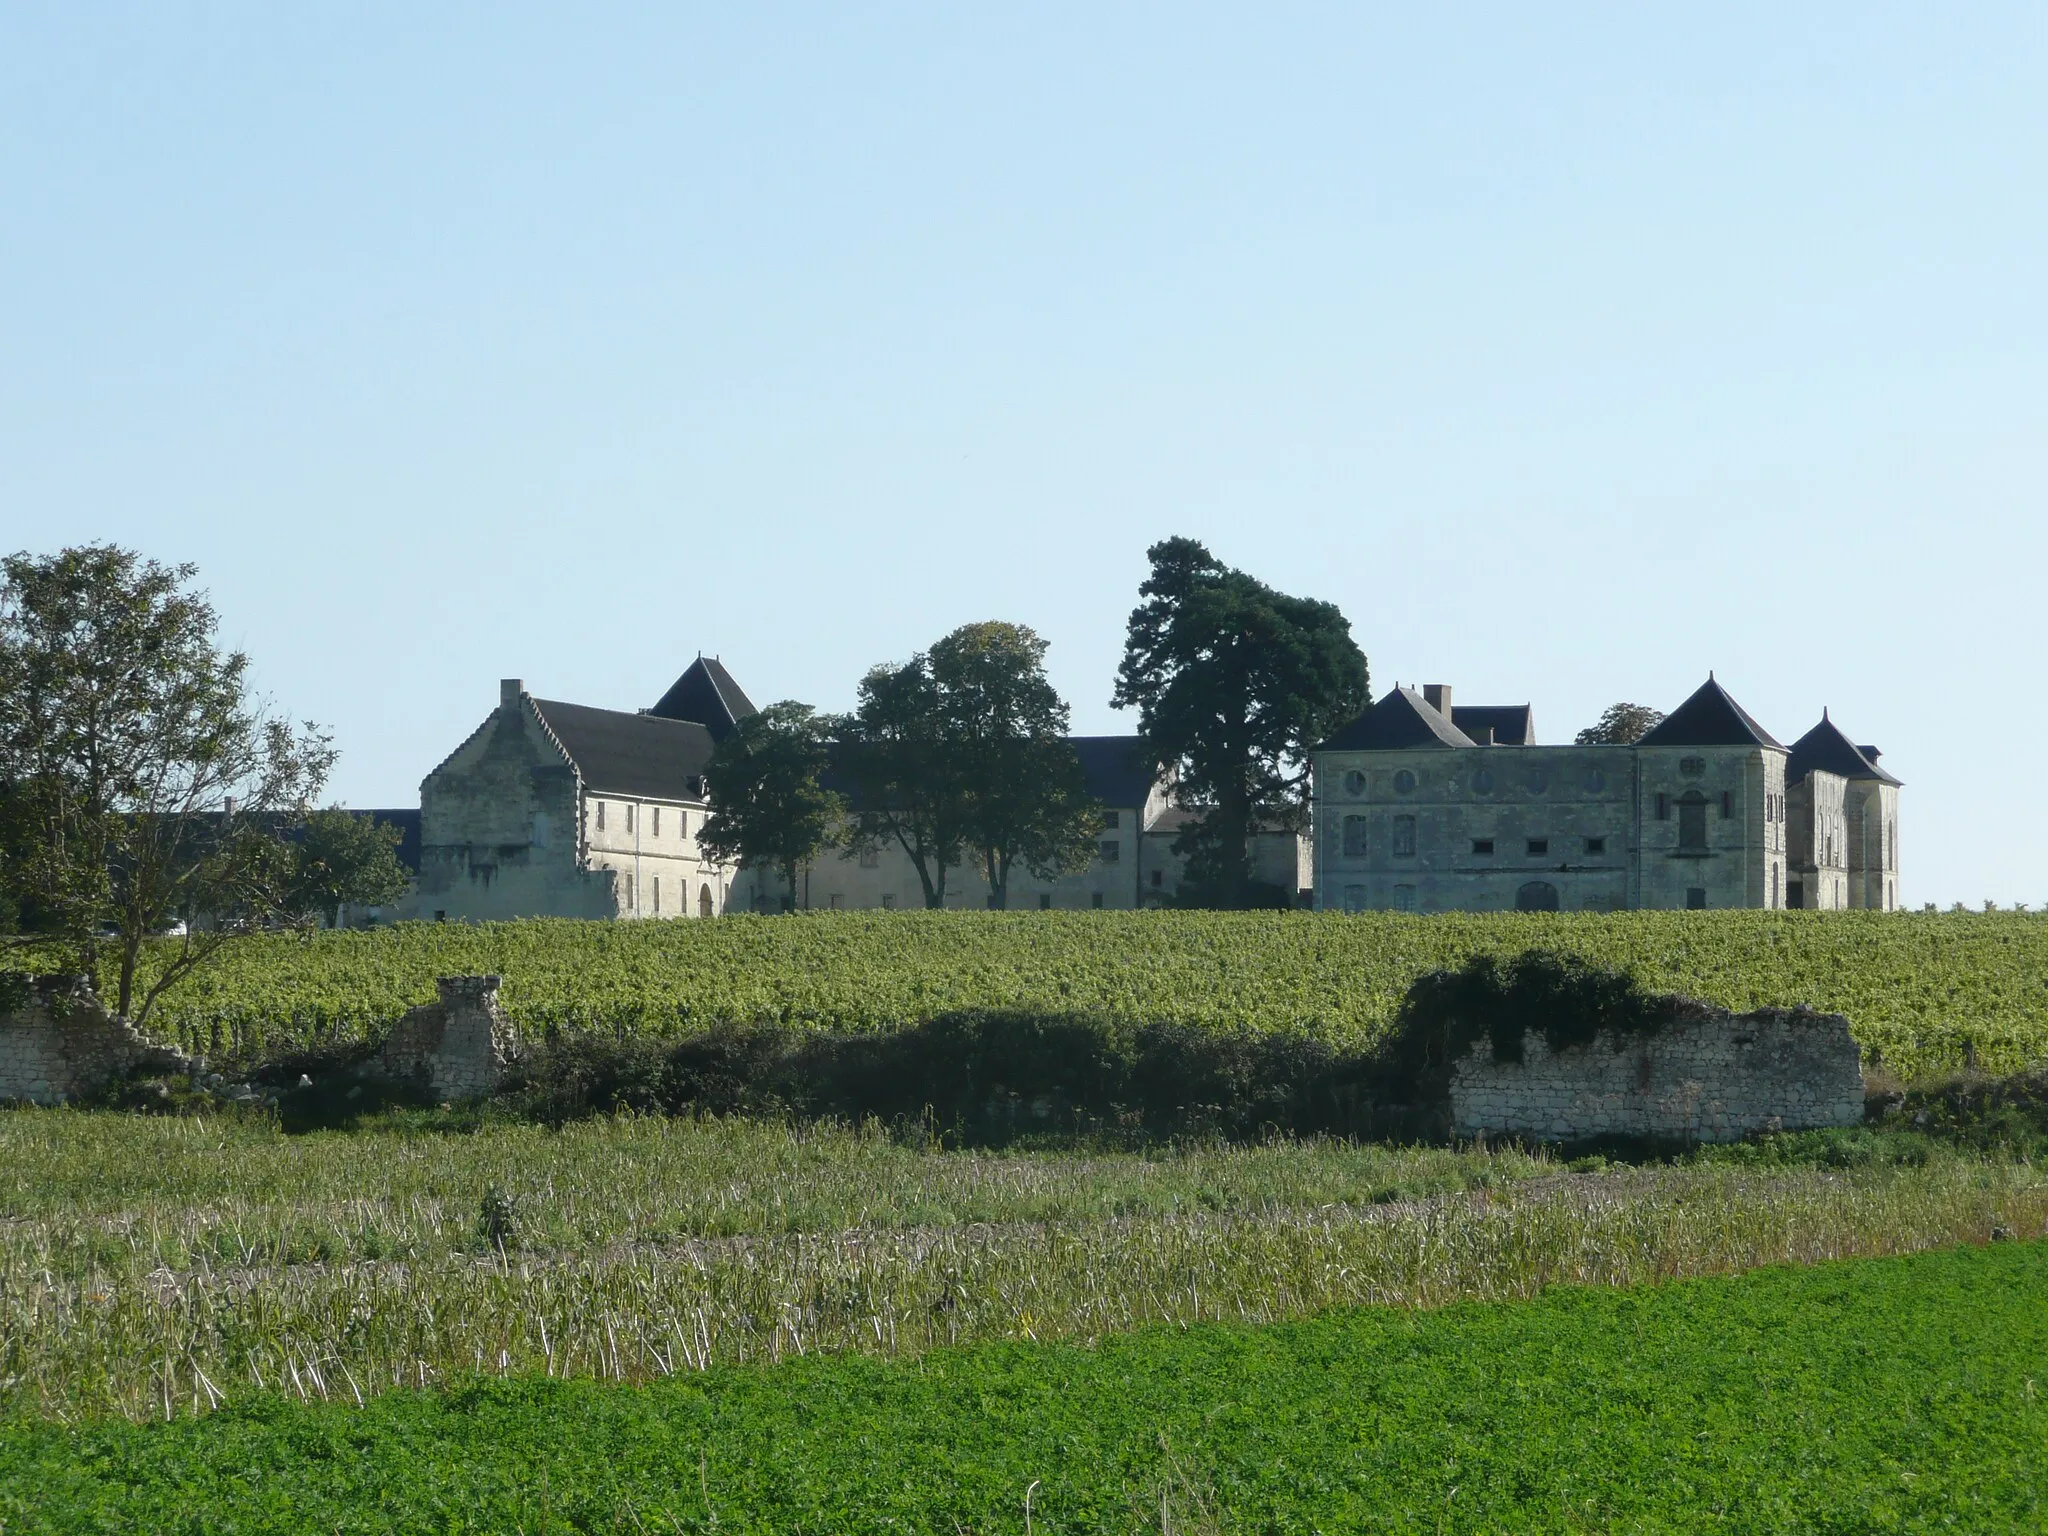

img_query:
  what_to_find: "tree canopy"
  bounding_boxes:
[928,623,1098,909]
[697,701,843,911]
[1112,537,1368,907]
[0,545,338,1020]
[1575,702,1667,745]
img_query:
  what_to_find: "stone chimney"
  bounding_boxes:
[1422,684,1453,718]
[501,679,524,710]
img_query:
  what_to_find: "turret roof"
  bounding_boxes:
[1787,712,1902,787]
[648,656,758,741]
[1636,677,1783,750]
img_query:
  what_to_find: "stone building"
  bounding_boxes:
[402,660,750,923]
[1312,677,1900,914]
[408,658,1304,921]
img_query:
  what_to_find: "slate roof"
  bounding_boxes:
[1786,713,1902,787]
[1070,735,1157,809]
[530,698,717,801]
[360,808,422,873]
[1451,704,1536,746]
[648,657,758,741]
[1635,678,1784,750]
[1318,687,1476,751]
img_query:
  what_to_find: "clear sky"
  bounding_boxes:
[3,5,2042,906]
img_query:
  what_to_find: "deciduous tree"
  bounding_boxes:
[0,545,335,1022]
[1112,538,1369,907]
[696,702,843,912]
[840,660,969,909]
[928,622,1099,909]
[1575,702,1666,745]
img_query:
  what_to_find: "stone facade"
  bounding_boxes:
[367,975,520,1100]
[1314,677,1898,914]
[0,976,190,1105]
[404,675,735,924]
[1449,1005,1864,1142]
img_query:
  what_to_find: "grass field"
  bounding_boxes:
[57,908,2048,1077]
[5,1107,2045,1424]
[5,1238,2044,1532]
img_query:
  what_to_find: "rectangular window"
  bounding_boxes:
[596,801,606,831]
[1039,893,1052,910]
[1342,815,1369,857]
[1526,838,1548,856]
[1392,815,1417,857]
[881,893,896,910]
[653,807,662,838]
[533,812,550,849]
[653,876,661,914]
[1471,839,1494,856]
[1686,887,1707,910]
[1655,793,1668,821]
[1342,884,1367,914]
[1150,870,1163,887]
[858,847,881,869]
[1098,840,1121,864]
[1585,836,1605,855]
[1720,791,1732,819]
[1101,810,1120,829]
[1091,892,1105,909]
[626,804,635,834]
[1393,884,1418,912]
[829,893,844,910]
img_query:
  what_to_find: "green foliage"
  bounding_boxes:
[1113,536,1370,905]
[1574,700,1666,744]
[0,544,334,1021]
[928,621,1099,908]
[281,807,410,926]
[6,1240,2047,1530]
[696,701,843,909]
[498,1011,1404,1140]
[1377,950,1680,1101]
[56,908,2048,1080]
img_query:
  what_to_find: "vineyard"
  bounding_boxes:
[45,908,2048,1078]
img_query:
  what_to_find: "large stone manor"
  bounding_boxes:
[375,660,1897,924]
[1311,677,1901,914]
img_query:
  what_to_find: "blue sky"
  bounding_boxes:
[3,4,2042,905]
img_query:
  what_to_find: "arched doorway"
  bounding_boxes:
[1515,880,1560,912]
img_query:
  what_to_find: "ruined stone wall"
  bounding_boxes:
[0,977,190,1105]
[1449,1005,1863,1142]
[367,975,519,1100]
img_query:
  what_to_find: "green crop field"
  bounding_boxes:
[62,908,2048,1077]
[6,1238,2045,1532]
[5,1107,2045,1424]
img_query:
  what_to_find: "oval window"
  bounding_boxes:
[1471,768,1495,794]
[1583,768,1607,794]
[1393,769,1417,795]
[1525,767,1549,794]
[1343,770,1366,796]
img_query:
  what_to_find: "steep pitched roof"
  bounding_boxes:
[1318,687,1476,751]
[530,699,717,801]
[1787,713,1902,787]
[1636,678,1783,750]
[1070,735,1157,809]
[1451,704,1536,746]
[648,657,758,741]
